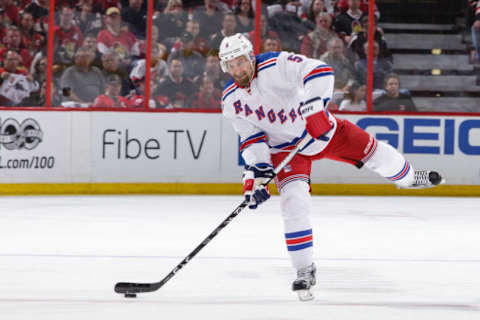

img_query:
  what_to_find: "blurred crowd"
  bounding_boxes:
[0,0,416,111]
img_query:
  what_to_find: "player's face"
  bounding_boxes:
[226,55,253,87]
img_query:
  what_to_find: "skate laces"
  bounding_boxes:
[414,170,430,186]
[297,263,316,282]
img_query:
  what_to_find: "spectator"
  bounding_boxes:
[373,74,417,112]
[154,0,188,42]
[191,75,221,109]
[130,43,169,89]
[347,15,390,62]
[132,24,160,59]
[101,49,130,95]
[209,12,237,53]
[334,0,364,43]
[300,12,336,59]
[337,0,380,19]
[30,55,47,84]
[339,81,366,111]
[91,74,128,108]
[54,6,84,66]
[0,50,38,106]
[354,41,392,90]
[185,19,209,56]
[22,0,49,24]
[73,0,106,14]
[59,46,105,104]
[0,0,20,27]
[268,2,309,52]
[168,32,205,82]
[192,0,224,40]
[326,0,341,15]
[74,0,103,35]
[302,0,328,31]
[0,26,32,69]
[156,57,197,108]
[320,37,356,91]
[96,7,137,63]
[234,0,254,34]
[20,78,46,106]
[262,35,282,52]
[122,0,147,38]
[248,14,281,51]
[19,12,45,56]
[468,0,480,63]
[121,79,157,108]
[203,51,228,89]
[82,32,103,68]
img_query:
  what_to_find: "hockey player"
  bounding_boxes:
[219,33,444,301]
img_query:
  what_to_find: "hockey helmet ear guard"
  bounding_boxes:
[219,33,254,73]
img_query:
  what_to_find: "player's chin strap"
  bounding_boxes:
[114,133,313,297]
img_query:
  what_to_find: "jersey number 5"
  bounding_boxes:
[287,54,303,63]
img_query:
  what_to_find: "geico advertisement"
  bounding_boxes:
[310,115,480,184]
[91,112,222,182]
[351,116,480,155]
[0,112,71,182]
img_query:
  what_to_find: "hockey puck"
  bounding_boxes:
[124,293,137,298]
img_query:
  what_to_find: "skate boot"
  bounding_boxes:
[410,170,445,188]
[292,263,316,301]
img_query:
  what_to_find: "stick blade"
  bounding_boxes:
[114,282,158,294]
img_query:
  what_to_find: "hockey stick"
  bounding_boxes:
[114,133,312,297]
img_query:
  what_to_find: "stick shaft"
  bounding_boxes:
[115,134,312,294]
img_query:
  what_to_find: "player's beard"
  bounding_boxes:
[234,73,250,87]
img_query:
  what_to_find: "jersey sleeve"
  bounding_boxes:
[222,80,272,168]
[276,51,335,110]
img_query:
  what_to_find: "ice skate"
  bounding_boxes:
[292,263,316,301]
[407,170,445,189]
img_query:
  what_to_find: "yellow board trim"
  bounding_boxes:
[1,183,479,197]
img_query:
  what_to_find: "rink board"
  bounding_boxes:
[0,111,479,195]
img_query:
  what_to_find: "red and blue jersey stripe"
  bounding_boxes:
[240,132,267,152]
[277,174,310,191]
[271,129,315,151]
[222,79,239,102]
[361,138,378,164]
[256,52,280,73]
[387,161,411,181]
[303,64,334,85]
[285,229,313,251]
[257,57,277,72]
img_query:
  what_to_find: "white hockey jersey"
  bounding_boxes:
[222,51,336,167]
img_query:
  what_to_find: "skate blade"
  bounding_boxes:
[296,289,314,301]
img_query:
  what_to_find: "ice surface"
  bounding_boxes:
[0,195,479,319]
